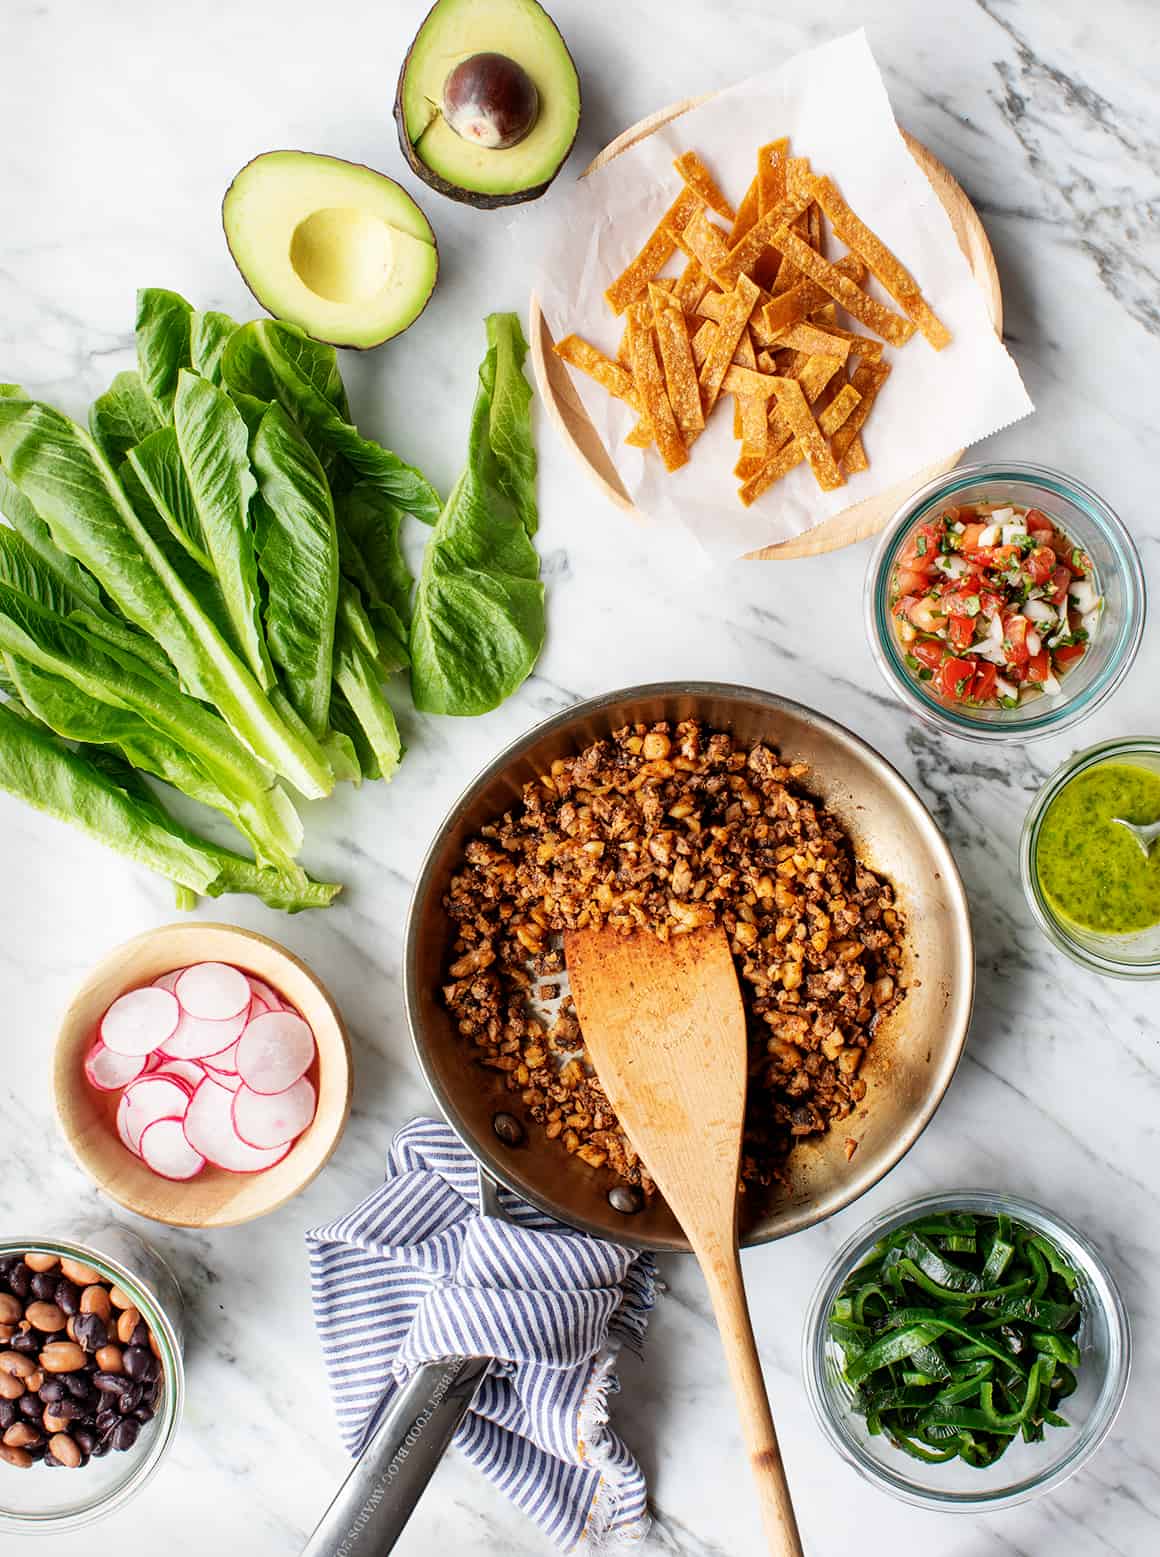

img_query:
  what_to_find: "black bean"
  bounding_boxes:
[90,1437,110,1458]
[110,1418,138,1452]
[24,1441,46,1461]
[72,1425,96,1455]
[95,1404,117,1429]
[123,1346,155,1383]
[29,1272,57,1302]
[492,1111,526,1147]
[93,1372,133,1396]
[0,1257,16,1283]
[73,1313,108,1354]
[38,1377,66,1404]
[9,1329,37,1354]
[43,1450,61,1468]
[116,1385,143,1414]
[132,1405,153,1424]
[8,1264,30,1299]
[0,1401,15,1431]
[54,1279,80,1317]
[18,1394,43,1423]
[53,1398,88,1422]
[129,1321,150,1349]
[63,1372,94,1400]
[608,1184,644,1214]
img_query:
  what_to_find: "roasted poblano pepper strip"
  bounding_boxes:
[827,1211,1085,1472]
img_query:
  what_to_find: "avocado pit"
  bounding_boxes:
[443,52,539,150]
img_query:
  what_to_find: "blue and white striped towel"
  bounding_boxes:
[306,1117,658,1551]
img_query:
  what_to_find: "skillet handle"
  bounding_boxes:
[301,1353,491,1557]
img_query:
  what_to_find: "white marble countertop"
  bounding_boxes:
[2,0,1157,1552]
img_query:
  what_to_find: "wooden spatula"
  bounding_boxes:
[564,924,804,1557]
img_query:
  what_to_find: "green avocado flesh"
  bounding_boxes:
[401,0,580,199]
[1036,763,1160,934]
[223,151,438,348]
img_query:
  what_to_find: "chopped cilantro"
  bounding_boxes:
[918,667,933,682]
[999,695,1019,709]
[916,535,928,556]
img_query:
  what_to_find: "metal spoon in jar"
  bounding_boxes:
[1111,816,1160,858]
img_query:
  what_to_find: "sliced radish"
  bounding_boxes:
[232,1078,316,1149]
[152,1058,204,1092]
[152,968,184,993]
[162,1005,248,1061]
[206,1067,242,1093]
[175,962,250,1022]
[116,1076,193,1157]
[183,1079,291,1173]
[204,1039,239,1076]
[100,987,180,1057]
[139,1117,206,1181]
[236,1011,315,1095]
[247,975,288,1014]
[84,1041,146,1093]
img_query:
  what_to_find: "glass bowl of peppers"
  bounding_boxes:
[802,1190,1130,1510]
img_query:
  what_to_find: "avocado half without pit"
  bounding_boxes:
[222,151,438,349]
[396,0,580,208]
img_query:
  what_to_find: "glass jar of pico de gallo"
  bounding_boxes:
[866,463,1146,742]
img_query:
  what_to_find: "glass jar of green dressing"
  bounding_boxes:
[1022,739,1160,978]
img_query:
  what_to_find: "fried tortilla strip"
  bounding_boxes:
[731,326,757,438]
[604,185,702,313]
[803,322,883,362]
[673,206,732,278]
[844,433,870,473]
[628,324,687,471]
[674,150,735,223]
[699,274,760,413]
[730,175,761,245]
[672,257,713,315]
[796,353,843,403]
[772,377,844,491]
[810,175,950,349]
[832,361,891,466]
[722,364,780,398]
[738,392,769,469]
[650,282,704,433]
[691,317,716,369]
[777,323,852,362]
[762,255,867,337]
[616,322,632,367]
[738,384,862,506]
[553,334,641,409]
[716,188,813,287]
[752,139,791,288]
[771,229,916,345]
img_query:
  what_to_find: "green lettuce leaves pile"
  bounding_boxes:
[0,297,541,910]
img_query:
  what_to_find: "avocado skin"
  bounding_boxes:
[221,150,439,351]
[394,0,581,210]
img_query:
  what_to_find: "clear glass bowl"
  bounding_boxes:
[0,1223,184,1535]
[803,1190,1130,1511]
[865,462,1146,743]
[1021,737,1160,979]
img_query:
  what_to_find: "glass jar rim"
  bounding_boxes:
[0,1236,184,1533]
[865,461,1147,744]
[1020,737,1160,979]
[802,1188,1132,1511]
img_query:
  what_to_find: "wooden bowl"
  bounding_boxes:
[53,924,352,1229]
[529,98,1003,561]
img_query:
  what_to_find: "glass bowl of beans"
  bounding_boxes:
[0,1223,184,1533]
[865,462,1146,743]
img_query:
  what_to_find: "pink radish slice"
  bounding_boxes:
[206,1067,242,1093]
[236,1011,315,1095]
[84,1041,146,1093]
[182,1079,290,1172]
[152,968,184,993]
[100,987,180,1057]
[153,1058,204,1092]
[232,1078,316,1149]
[247,975,292,1014]
[204,1039,239,1076]
[140,1117,205,1181]
[116,1076,193,1157]
[175,962,250,1021]
[162,1006,248,1061]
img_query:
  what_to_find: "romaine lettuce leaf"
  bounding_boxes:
[409,313,543,716]
[88,371,160,466]
[135,288,193,418]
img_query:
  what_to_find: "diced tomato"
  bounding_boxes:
[979,589,1005,619]
[905,596,947,634]
[912,638,945,671]
[939,657,978,702]
[1048,564,1072,607]
[971,662,998,702]
[1002,614,1030,666]
[941,588,983,618]
[962,548,997,571]
[959,522,989,551]
[895,567,934,596]
[1026,649,1051,684]
[947,614,976,650]
[990,544,1023,572]
[1026,545,1056,584]
[1025,508,1054,540]
[897,521,943,576]
[1053,642,1088,669]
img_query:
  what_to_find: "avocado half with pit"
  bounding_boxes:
[395,0,580,209]
[222,151,438,349]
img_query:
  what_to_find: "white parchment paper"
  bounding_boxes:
[535,31,1034,560]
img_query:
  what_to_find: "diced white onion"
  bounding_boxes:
[990,507,1016,524]
[1022,599,1057,625]
[1002,522,1029,545]
[1082,605,1103,639]
[995,674,1019,701]
[1026,629,1042,656]
[935,555,970,578]
[977,523,1000,547]
[1069,578,1100,614]
[1042,672,1063,696]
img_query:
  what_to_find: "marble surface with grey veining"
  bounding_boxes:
[1,0,1158,1553]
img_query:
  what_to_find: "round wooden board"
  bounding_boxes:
[529,98,1002,561]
